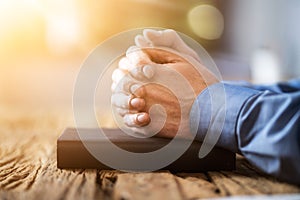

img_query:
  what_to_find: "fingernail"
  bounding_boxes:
[137,114,147,123]
[131,98,145,108]
[143,65,154,79]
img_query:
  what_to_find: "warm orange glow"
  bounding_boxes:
[0,1,43,45]
[45,15,81,54]
[0,0,216,111]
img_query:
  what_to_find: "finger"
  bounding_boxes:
[126,46,152,66]
[112,68,126,83]
[129,83,145,97]
[113,75,146,97]
[123,112,150,127]
[143,29,164,45]
[116,107,138,117]
[113,75,135,93]
[119,54,154,79]
[111,92,146,111]
[135,34,152,47]
[126,45,140,58]
[116,107,129,117]
[111,93,132,109]
[111,82,117,92]
[144,29,201,62]
[129,64,155,80]
[130,97,145,111]
[118,57,134,72]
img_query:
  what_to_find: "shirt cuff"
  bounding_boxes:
[189,82,260,152]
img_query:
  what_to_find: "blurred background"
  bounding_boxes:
[0,0,300,115]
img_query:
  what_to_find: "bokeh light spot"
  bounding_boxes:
[188,4,224,40]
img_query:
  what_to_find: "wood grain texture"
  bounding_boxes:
[0,110,299,200]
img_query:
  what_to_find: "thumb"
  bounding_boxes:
[126,46,153,67]
[142,47,186,65]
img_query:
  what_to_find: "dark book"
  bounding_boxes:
[57,128,235,172]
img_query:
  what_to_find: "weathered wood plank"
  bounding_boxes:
[113,172,183,200]
[207,157,300,196]
[0,111,299,200]
[175,173,221,199]
[208,171,262,196]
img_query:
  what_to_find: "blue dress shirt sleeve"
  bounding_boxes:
[190,78,300,185]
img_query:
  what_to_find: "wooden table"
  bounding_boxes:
[0,110,299,200]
